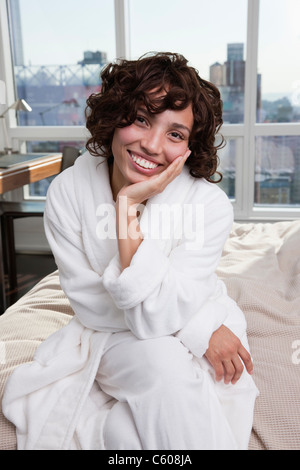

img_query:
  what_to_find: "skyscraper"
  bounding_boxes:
[209,62,225,87]
[209,43,245,123]
[225,43,245,88]
[227,43,244,61]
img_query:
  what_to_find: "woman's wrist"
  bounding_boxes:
[116,195,143,271]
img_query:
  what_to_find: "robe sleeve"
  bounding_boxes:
[45,168,245,352]
[175,283,248,358]
[102,189,236,342]
[43,171,127,333]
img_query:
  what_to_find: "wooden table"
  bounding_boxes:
[0,153,62,313]
[0,153,62,194]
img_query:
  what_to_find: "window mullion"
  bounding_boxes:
[0,0,15,104]
[114,0,131,59]
[0,0,17,152]
[241,0,260,218]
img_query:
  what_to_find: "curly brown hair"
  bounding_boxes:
[85,52,224,182]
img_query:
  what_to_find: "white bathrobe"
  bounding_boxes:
[2,151,258,450]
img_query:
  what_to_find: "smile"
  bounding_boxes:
[129,152,159,170]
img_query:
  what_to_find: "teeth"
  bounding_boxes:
[131,153,158,169]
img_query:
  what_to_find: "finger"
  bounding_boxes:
[152,157,183,188]
[213,360,225,382]
[238,345,254,375]
[231,356,245,384]
[164,150,191,179]
[223,360,236,385]
[174,149,191,167]
[183,148,192,160]
[140,149,191,199]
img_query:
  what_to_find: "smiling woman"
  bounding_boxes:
[110,106,193,191]
[2,51,258,451]
[86,52,224,182]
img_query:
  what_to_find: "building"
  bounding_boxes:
[78,50,108,65]
[210,42,261,124]
[225,43,245,87]
[15,50,107,129]
[209,43,246,124]
[209,62,225,87]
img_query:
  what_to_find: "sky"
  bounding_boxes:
[14,0,300,100]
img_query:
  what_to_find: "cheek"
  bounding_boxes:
[113,126,137,148]
[112,128,132,162]
[165,143,189,164]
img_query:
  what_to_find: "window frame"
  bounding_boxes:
[1,0,299,221]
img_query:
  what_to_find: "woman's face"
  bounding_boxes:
[111,104,193,195]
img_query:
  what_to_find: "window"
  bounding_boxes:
[8,0,115,127]
[218,139,239,200]
[4,0,115,197]
[1,0,300,220]
[257,0,300,124]
[129,0,248,124]
[129,0,248,204]
[254,0,300,208]
[23,140,86,199]
[255,135,300,206]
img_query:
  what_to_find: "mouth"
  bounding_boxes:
[128,151,161,173]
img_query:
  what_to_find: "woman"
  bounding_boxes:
[3,52,258,450]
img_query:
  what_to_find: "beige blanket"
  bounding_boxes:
[218,220,300,450]
[0,220,300,450]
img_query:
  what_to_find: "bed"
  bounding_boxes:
[0,219,300,450]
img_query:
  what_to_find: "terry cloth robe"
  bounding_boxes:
[2,151,258,450]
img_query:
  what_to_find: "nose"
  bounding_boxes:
[140,128,163,156]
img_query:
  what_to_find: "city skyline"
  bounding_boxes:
[11,0,300,101]
[5,0,300,206]
[5,0,300,127]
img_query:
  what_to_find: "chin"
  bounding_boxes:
[128,170,151,183]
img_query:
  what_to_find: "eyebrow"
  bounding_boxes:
[170,123,192,135]
[137,107,192,135]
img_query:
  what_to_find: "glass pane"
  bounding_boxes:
[8,0,115,126]
[129,0,248,124]
[218,139,237,200]
[255,136,300,206]
[257,0,300,123]
[24,140,85,199]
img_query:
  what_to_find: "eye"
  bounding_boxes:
[169,131,184,141]
[135,115,147,125]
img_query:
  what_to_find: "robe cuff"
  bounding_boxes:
[176,300,228,358]
[102,238,169,309]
